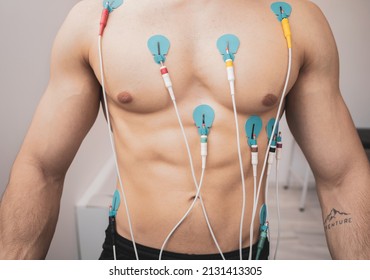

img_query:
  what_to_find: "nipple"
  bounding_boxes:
[117,91,133,104]
[262,94,278,107]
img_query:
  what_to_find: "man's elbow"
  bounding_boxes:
[8,154,66,193]
[314,154,370,195]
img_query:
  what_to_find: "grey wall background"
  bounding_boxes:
[0,0,111,260]
[0,1,369,259]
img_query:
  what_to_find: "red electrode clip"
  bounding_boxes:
[99,8,110,36]
[160,66,169,75]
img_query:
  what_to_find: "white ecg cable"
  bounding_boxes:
[264,146,276,227]
[264,154,274,260]
[248,47,292,260]
[113,244,117,260]
[251,144,259,206]
[99,33,223,259]
[159,167,206,260]
[224,54,247,260]
[98,41,291,261]
[159,65,225,260]
[96,0,293,262]
[98,35,139,260]
[272,134,283,260]
[273,159,281,260]
[231,93,248,261]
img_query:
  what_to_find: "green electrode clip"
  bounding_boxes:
[256,204,269,260]
[109,190,121,217]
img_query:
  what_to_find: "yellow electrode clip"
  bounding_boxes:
[226,59,233,67]
[282,18,292,49]
[271,2,293,49]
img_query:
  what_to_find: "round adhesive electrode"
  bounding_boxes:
[102,0,124,11]
[193,105,215,135]
[216,34,240,61]
[147,35,171,64]
[266,118,279,141]
[270,2,292,21]
[245,115,263,146]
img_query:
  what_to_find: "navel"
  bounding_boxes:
[117,91,133,104]
[262,94,278,107]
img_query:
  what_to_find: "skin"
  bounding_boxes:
[0,0,369,259]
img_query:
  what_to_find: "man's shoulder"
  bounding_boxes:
[287,0,326,21]
[55,1,103,54]
[72,0,102,13]
[66,0,102,27]
[49,0,105,68]
[288,0,336,63]
[59,0,105,40]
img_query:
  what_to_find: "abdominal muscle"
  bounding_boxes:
[110,100,270,255]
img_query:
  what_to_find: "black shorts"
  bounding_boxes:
[99,224,269,260]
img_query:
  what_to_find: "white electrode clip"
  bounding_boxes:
[245,116,263,177]
[147,35,175,100]
[276,132,283,161]
[200,116,208,168]
[225,43,236,95]
[159,64,175,100]
[251,139,259,177]
[266,119,279,176]
[267,139,276,176]
[193,105,215,169]
[216,34,240,96]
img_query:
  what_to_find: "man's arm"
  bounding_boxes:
[0,2,101,259]
[286,2,370,259]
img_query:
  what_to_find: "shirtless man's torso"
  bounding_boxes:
[93,0,298,254]
[1,0,369,260]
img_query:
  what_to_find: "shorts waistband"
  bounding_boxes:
[99,224,269,260]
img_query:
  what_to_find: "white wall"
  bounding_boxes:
[0,0,111,259]
[0,0,369,259]
[312,0,370,128]
[279,0,370,186]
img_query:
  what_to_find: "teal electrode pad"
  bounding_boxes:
[266,118,279,144]
[193,105,215,135]
[245,116,263,146]
[103,0,124,11]
[216,34,240,61]
[270,2,292,21]
[147,35,171,64]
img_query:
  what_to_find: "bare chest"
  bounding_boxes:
[90,0,300,115]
